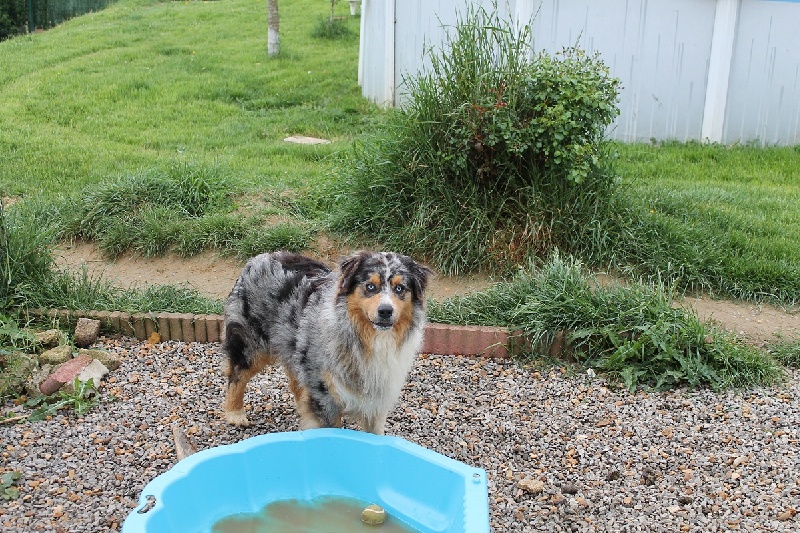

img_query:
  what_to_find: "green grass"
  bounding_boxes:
[609,142,800,305]
[0,0,368,197]
[769,340,800,367]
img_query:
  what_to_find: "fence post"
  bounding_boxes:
[701,0,741,144]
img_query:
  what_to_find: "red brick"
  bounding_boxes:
[39,354,93,395]
[422,323,510,358]
[157,314,171,339]
[194,315,208,343]
[118,313,135,337]
[206,315,222,343]
[109,311,123,333]
[143,314,158,339]
[131,314,147,340]
[167,313,183,341]
[181,314,196,343]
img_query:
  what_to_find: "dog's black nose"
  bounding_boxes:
[377,304,394,321]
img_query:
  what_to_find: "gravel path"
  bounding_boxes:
[2,337,799,532]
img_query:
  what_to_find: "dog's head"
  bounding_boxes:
[338,251,433,337]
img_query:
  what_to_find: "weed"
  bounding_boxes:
[311,17,353,40]
[25,378,99,422]
[1,471,21,500]
[769,340,800,367]
[0,199,57,311]
[237,222,314,259]
[29,267,223,315]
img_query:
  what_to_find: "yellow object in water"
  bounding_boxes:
[361,504,387,525]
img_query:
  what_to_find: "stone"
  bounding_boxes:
[361,504,387,525]
[33,329,61,350]
[561,482,580,495]
[78,348,122,371]
[62,359,109,395]
[283,135,331,145]
[519,478,545,495]
[172,424,198,462]
[39,354,93,396]
[25,363,52,396]
[38,345,73,366]
[74,318,100,348]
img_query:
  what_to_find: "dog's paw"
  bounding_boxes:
[224,410,251,427]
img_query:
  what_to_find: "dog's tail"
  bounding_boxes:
[222,320,250,371]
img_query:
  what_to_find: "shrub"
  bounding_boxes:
[332,3,620,274]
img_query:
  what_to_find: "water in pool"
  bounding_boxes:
[212,496,421,533]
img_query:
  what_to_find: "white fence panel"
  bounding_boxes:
[359,0,800,145]
[724,0,800,145]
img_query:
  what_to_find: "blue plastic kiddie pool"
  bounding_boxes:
[122,428,490,532]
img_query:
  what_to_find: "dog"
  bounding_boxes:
[221,250,432,435]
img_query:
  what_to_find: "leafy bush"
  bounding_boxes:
[332,3,620,274]
[429,254,784,391]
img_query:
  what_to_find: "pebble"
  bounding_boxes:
[1,339,799,532]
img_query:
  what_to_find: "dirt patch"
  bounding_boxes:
[681,295,799,346]
[54,242,800,346]
[53,242,495,302]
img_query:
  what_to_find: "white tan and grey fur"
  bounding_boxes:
[222,251,432,435]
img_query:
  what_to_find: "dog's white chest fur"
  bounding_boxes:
[337,328,422,421]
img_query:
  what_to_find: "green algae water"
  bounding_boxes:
[212,496,421,533]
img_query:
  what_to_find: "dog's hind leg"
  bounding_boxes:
[222,322,275,426]
[223,354,272,426]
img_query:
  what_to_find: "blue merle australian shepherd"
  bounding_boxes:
[222,251,432,435]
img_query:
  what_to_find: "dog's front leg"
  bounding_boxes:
[361,412,389,435]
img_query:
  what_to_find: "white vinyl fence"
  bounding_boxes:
[358,0,800,145]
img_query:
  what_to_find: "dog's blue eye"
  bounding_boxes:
[366,283,377,292]
[394,284,406,294]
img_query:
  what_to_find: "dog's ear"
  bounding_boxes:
[338,251,367,296]
[401,256,434,300]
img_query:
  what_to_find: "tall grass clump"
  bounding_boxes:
[429,254,784,391]
[332,3,620,274]
[64,161,236,258]
[0,199,57,311]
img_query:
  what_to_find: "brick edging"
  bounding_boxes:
[25,309,517,359]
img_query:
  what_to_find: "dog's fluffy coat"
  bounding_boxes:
[222,251,432,434]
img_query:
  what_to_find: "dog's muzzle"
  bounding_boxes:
[373,303,395,330]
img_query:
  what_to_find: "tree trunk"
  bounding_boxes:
[267,0,279,56]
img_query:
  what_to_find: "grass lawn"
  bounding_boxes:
[614,142,800,303]
[0,0,369,196]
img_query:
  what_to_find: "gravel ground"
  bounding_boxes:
[1,336,799,532]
